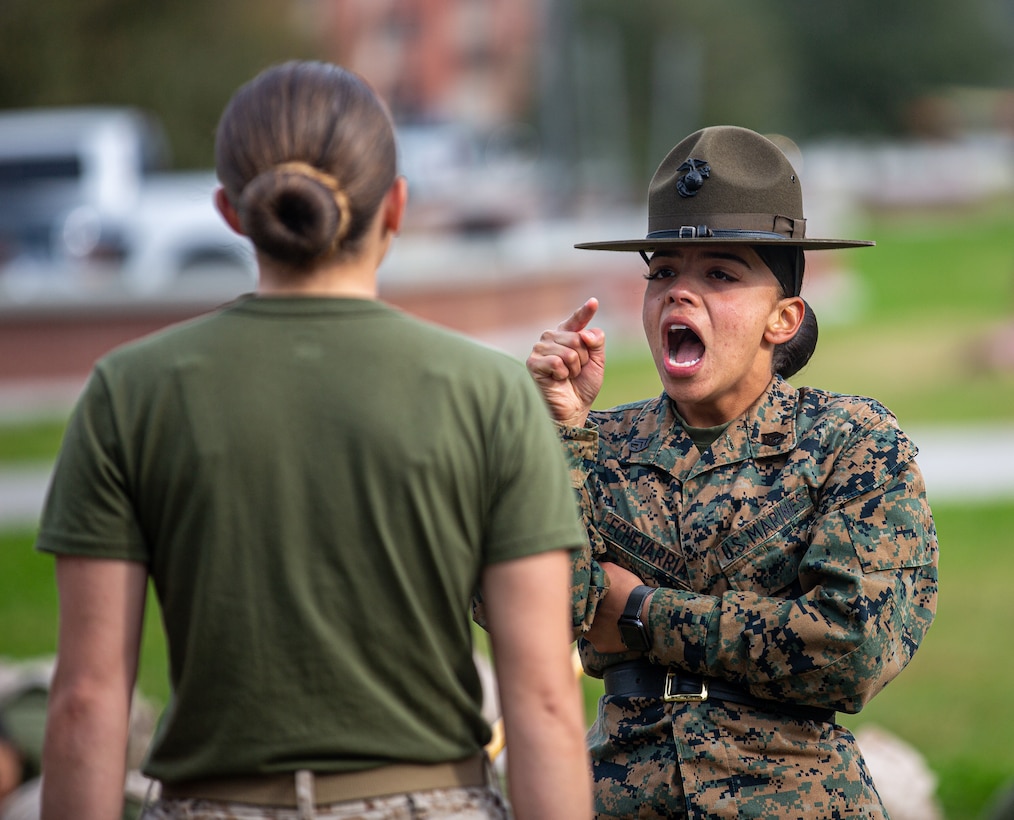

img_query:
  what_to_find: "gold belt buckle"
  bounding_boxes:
[664,670,709,703]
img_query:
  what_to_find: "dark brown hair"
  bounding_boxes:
[754,245,818,379]
[215,61,397,268]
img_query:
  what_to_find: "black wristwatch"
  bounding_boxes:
[617,585,654,652]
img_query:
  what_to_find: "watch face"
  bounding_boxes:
[619,618,650,652]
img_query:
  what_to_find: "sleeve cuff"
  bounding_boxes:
[646,587,720,673]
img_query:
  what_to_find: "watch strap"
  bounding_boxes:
[618,585,654,651]
[621,585,654,622]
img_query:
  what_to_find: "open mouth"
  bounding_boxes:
[667,324,705,369]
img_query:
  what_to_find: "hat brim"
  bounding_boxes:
[575,237,875,252]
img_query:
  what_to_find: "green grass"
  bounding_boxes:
[0,419,66,464]
[856,201,1014,325]
[3,200,1014,818]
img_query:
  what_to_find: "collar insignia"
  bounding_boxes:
[629,437,650,453]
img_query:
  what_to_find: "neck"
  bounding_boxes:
[255,227,393,299]
[256,262,378,298]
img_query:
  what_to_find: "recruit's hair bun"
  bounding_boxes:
[239,162,352,266]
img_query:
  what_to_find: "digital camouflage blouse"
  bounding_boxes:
[564,376,938,818]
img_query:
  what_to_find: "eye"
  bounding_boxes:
[644,266,677,281]
[707,268,738,283]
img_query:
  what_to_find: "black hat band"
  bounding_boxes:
[647,212,806,239]
[648,227,789,241]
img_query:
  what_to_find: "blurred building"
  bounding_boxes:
[316,0,541,127]
[299,0,555,233]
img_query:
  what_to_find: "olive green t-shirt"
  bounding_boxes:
[36,295,585,783]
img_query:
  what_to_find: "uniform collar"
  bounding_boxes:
[619,377,800,476]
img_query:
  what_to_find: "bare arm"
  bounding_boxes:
[41,556,148,820]
[583,562,648,655]
[482,550,592,819]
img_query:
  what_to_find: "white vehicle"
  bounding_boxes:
[121,171,254,296]
[0,106,253,300]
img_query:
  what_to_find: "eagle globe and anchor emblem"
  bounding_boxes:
[676,158,710,198]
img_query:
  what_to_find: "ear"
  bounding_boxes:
[764,296,805,345]
[382,176,408,235]
[214,187,246,236]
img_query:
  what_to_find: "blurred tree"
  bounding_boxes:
[569,0,792,185]
[572,0,1013,143]
[3,0,1011,172]
[0,0,322,168]
[771,0,1013,138]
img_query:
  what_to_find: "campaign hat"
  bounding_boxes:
[576,125,873,252]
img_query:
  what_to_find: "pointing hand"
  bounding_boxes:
[526,298,606,427]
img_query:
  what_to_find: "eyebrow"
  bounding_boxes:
[650,250,753,267]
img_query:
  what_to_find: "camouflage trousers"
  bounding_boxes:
[588,696,687,818]
[139,785,510,820]
[588,694,887,819]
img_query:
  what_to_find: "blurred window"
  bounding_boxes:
[0,156,82,187]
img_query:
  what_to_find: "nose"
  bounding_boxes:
[665,277,698,305]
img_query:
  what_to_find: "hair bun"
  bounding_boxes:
[238,162,352,266]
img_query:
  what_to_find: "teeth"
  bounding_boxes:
[667,323,701,368]
[668,353,701,368]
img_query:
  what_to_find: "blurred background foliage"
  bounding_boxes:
[0,0,312,168]
[1,0,1013,176]
[558,0,1014,181]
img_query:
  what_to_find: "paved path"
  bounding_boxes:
[1,425,1011,529]
[0,464,53,527]
[906,424,1014,504]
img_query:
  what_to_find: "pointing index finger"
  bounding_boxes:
[557,298,599,333]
